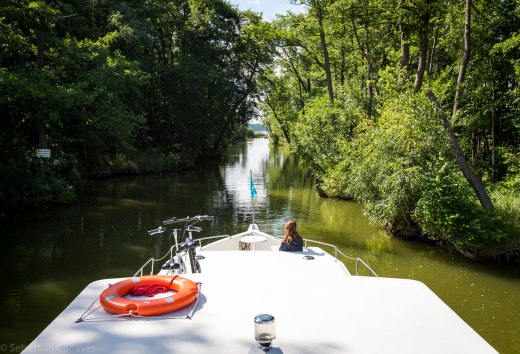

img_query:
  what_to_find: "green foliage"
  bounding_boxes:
[257,0,520,256]
[292,94,349,176]
[491,175,520,240]
[322,90,507,253]
[2,0,520,256]
[326,93,447,230]
[135,0,273,158]
[0,0,271,207]
[414,161,504,252]
[258,68,302,144]
[0,152,79,207]
[231,126,255,141]
[290,85,365,177]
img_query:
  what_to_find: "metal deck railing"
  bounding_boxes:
[133,233,377,278]
[132,235,231,276]
[133,245,176,277]
[303,239,378,277]
[194,234,231,247]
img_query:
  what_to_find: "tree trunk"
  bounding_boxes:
[414,27,428,92]
[35,15,49,151]
[34,121,49,149]
[37,19,45,68]
[213,60,260,151]
[452,0,472,120]
[339,13,349,86]
[364,20,374,118]
[315,181,329,198]
[339,44,346,86]
[414,1,431,93]
[428,23,439,74]
[471,131,477,163]
[426,90,494,210]
[283,48,310,93]
[399,25,410,71]
[316,7,334,103]
[352,18,374,117]
[265,94,291,144]
[491,89,496,181]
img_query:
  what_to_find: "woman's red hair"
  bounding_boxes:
[283,219,299,244]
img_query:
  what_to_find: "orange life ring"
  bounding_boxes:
[99,275,199,316]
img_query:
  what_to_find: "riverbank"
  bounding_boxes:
[1,138,518,353]
[6,141,519,265]
[317,181,520,264]
[0,131,258,210]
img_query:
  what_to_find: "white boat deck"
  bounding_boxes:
[24,246,497,353]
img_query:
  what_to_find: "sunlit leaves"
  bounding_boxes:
[414,160,503,251]
[292,91,361,177]
[326,92,449,227]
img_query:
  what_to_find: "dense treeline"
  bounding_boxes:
[259,0,520,259]
[2,0,519,259]
[0,0,271,207]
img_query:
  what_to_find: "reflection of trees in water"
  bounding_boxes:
[4,138,518,353]
[263,143,314,191]
[219,140,248,167]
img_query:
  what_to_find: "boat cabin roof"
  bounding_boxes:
[24,246,496,353]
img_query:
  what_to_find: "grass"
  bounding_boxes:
[490,184,520,254]
[493,188,520,224]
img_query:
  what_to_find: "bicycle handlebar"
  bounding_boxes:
[148,226,165,236]
[162,215,214,225]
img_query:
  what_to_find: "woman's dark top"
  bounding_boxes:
[279,235,303,252]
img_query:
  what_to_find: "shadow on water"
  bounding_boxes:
[0,138,519,352]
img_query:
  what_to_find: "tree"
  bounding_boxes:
[413,0,432,93]
[291,0,335,102]
[259,70,297,144]
[426,91,494,210]
[452,0,471,119]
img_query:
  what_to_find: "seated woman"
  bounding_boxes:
[279,219,303,252]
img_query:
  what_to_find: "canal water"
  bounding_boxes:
[1,138,519,353]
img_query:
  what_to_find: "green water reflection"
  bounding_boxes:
[0,138,518,353]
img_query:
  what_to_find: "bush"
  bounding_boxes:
[0,151,79,208]
[131,150,182,173]
[292,93,361,179]
[231,126,255,141]
[414,161,504,252]
[326,93,446,232]
[324,91,507,254]
[491,176,520,244]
